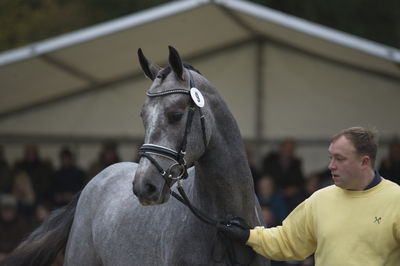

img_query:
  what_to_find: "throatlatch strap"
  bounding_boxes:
[178,107,195,161]
[198,108,207,148]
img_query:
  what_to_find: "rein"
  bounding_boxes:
[171,183,254,266]
[138,70,254,266]
[171,182,217,226]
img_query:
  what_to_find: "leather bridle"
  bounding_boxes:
[138,71,207,186]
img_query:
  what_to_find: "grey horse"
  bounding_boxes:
[0,47,270,266]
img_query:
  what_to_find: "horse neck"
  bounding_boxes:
[193,98,256,221]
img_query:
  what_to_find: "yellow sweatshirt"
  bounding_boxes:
[247,179,400,266]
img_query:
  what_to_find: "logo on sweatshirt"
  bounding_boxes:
[373,216,382,224]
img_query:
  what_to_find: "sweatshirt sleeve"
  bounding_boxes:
[395,208,400,244]
[246,199,316,261]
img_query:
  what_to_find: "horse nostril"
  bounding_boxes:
[145,183,157,195]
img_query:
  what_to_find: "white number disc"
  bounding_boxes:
[190,87,205,108]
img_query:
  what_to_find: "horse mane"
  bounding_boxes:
[158,63,201,79]
[183,62,201,74]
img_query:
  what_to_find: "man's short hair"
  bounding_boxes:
[331,127,378,167]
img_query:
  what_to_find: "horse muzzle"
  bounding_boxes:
[132,166,170,205]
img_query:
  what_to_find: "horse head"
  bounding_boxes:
[133,46,212,205]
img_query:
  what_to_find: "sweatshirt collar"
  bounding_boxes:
[364,171,381,190]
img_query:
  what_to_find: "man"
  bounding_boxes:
[219,127,400,266]
[13,144,54,201]
[51,147,85,207]
[261,139,305,211]
[379,139,400,185]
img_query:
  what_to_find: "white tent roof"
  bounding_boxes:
[1,0,399,118]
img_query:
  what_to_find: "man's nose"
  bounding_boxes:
[328,160,336,170]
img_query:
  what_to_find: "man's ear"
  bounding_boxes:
[361,155,371,167]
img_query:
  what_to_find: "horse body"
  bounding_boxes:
[0,47,269,266]
[65,164,206,266]
[65,162,266,265]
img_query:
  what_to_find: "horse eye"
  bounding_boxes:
[167,112,184,123]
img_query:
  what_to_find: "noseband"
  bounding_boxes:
[138,71,207,185]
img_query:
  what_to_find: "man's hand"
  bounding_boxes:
[217,216,251,245]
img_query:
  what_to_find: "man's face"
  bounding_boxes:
[328,135,365,190]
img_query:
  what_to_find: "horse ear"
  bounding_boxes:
[168,46,184,80]
[137,48,161,81]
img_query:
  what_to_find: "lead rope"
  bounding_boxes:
[170,182,255,266]
[171,182,217,226]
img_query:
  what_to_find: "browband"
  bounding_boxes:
[147,89,190,97]
[146,69,196,97]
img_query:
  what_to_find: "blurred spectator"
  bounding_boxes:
[305,168,333,196]
[0,145,12,194]
[313,168,333,189]
[304,175,320,197]
[12,170,36,219]
[14,144,54,202]
[31,201,52,229]
[260,204,278,228]
[0,194,30,258]
[51,147,85,207]
[87,141,121,182]
[256,176,289,226]
[262,139,305,210]
[379,139,400,184]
